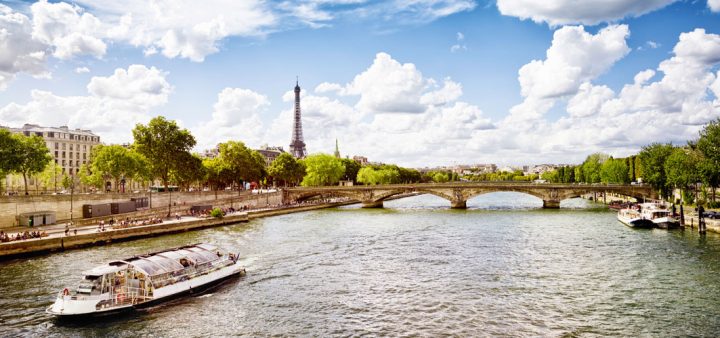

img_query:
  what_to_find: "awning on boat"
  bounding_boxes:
[82,264,126,277]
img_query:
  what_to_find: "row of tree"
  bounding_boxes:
[540,119,720,206]
[638,119,719,204]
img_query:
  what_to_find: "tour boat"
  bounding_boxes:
[617,208,654,228]
[46,243,245,318]
[638,203,680,229]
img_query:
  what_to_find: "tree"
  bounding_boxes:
[581,153,609,183]
[340,158,361,183]
[133,116,196,214]
[204,157,232,190]
[14,134,52,195]
[268,153,305,186]
[0,130,22,195]
[357,167,400,185]
[665,147,700,203]
[217,141,266,189]
[300,153,345,186]
[600,158,630,184]
[638,143,674,198]
[89,145,147,192]
[38,160,65,192]
[697,118,720,202]
[171,152,206,190]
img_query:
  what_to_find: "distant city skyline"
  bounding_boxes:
[0,1,719,167]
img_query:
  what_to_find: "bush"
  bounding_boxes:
[210,208,224,218]
[707,201,720,209]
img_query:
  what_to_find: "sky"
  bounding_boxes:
[0,0,719,168]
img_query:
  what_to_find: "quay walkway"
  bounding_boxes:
[0,201,355,260]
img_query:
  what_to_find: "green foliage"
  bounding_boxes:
[300,153,345,186]
[210,207,223,218]
[86,144,149,192]
[664,147,700,202]
[203,157,232,190]
[639,143,674,197]
[357,167,400,185]
[38,161,66,191]
[132,116,197,190]
[268,153,305,186]
[340,158,361,182]
[697,118,720,201]
[581,153,609,183]
[217,141,266,187]
[600,158,630,184]
[171,152,206,189]
[14,134,52,194]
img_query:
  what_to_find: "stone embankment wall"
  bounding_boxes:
[0,191,282,229]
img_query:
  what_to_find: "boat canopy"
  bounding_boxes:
[122,243,223,277]
[82,264,126,277]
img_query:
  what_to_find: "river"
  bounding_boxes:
[1,193,720,337]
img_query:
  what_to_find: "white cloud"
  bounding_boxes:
[709,0,720,12]
[496,0,677,25]
[0,64,171,143]
[194,88,269,150]
[74,0,276,62]
[30,0,106,59]
[450,31,467,52]
[74,66,90,74]
[87,64,172,109]
[507,25,630,122]
[0,4,49,90]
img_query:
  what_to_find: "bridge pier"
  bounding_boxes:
[361,200,383,208]
[450,200,467,209]
[542,200,560,209]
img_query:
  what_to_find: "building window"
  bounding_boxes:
[69,144,73,151]
[68,168,73,175]
[76,152,80,159]
[83,153,86,159]
[62,151,65,158]
[48,132,54,138]
[76,161,80,167]
[54,142,58,149]
[62,143,66,150]
[83,145,86,151]
[62,160,66,166]
[54,151,58,158]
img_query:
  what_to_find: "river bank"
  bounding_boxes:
[0,200,356,260]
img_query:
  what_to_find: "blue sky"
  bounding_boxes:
[1,0,719,167]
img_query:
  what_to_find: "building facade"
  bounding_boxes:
[256,145,285,167]
[4,124,100,176]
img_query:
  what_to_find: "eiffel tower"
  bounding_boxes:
[289,78,307,158]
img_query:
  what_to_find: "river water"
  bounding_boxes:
[1,193,720,337]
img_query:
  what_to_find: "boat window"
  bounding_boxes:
[146,255,184,272]
[188,247,221,263]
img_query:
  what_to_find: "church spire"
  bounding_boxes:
[334,138,340,158]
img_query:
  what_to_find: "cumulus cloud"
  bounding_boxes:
[0,4,49,90]
[74,66,90,74]
[0,64,171,143]
[30,0,106,59]
[496,0,677,25]
[193,88,269,150]
[507,25,630,122]
[709,0,720,12]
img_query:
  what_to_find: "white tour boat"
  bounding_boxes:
[639,203,680,229]
[617,208,654,228]
[47,243,245,318]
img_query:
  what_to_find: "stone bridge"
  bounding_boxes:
[282,182,657,209]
